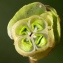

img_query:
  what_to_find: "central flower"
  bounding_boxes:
[11,15,48,54]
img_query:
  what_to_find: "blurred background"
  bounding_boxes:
[0,0,63,63]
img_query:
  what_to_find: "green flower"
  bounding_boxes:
[7,2,61,61]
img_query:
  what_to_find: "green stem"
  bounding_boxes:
[29,58,38,63]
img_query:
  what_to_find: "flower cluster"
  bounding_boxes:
[7,2,60,61]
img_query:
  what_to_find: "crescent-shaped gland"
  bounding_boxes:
[57,17,61,38]
[45,6,61,43]
[40,11,55,47]
[7,2,46,39]
[51,9,60,44]
[14,36,35,56]
[46,7,61,45]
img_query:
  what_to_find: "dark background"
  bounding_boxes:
[0,0,63,63]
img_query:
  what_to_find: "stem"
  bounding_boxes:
[29,58,38,63]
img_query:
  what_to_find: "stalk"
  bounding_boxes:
[29,58,38,63]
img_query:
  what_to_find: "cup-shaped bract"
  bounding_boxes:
[7,2,61,61]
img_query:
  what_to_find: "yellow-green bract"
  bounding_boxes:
[7,2,61,61]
